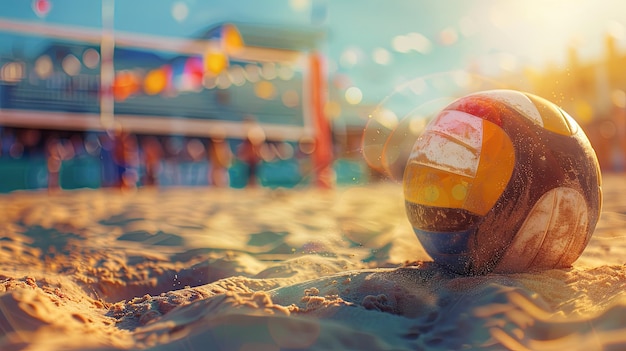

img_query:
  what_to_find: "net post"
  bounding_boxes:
[309,51,334,188]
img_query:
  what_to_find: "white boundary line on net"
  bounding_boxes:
[0,17,313,140]
[0,108,311,141]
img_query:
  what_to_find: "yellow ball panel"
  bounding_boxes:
[403,164,473,209]
[524,93,574,136]
[463,120,515,216]
[404,119,514,216]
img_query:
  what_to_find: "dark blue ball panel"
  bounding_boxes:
[413,227,475,273]
[413,227,474,255]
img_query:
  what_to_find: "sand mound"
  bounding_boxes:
[0,176,625,350]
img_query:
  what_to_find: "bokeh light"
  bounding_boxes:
[255,81,276,100]
[216,72,232,89]
[62,54,81,76]
[259,143,276,162]
[345,86,363,105]
[339,47,362,68]
[245,64,261,82]
[261,62,277,80]
[298,136,316,155]
[611,89,626,108]
[439,27,458,46]
[228,65,246,86]
[392,32,432,55]
[222,24,244,53]
[186,138,205,160]
[34,55,53,79]
[179,57,204,91]
[289,0,310,12]
[391,35,411,54]
[113,70,140,101]
[204,50,229,75]
[282,90,300,107]
[276,142,295,160]
[32,0,51,18]
[82,48,100,69]
[171,2,189,22]
[143,68,168,95]
[378,107,401,130]
[372,47,391,65]
[203,75,217,89]
[278,65,295,80]
[1,61,24,83]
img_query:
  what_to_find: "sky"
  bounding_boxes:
[2,0,626,105]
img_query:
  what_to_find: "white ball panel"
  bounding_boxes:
[495,187,588,273]
[479,90,543,128]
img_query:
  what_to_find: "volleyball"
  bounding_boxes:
[403,90,602,274]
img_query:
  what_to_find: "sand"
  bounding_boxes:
[0,174,625,351]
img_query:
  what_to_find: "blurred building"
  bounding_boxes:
[0,21,370,191]
[0,25,314,135]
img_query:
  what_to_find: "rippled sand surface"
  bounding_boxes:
[0,175,625,350]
